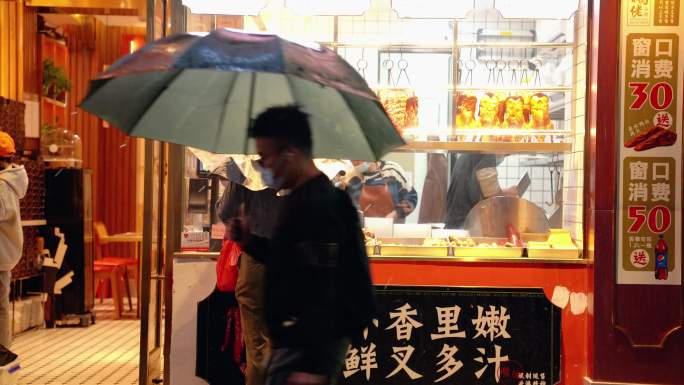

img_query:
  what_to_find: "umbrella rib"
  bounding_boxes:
[339,92,378,160]
[281,74,297,104]
[128,69,184,137]
[213,72,241,153]
[244,71,257,155]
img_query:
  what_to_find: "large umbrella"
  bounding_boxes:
[80,28,404,160]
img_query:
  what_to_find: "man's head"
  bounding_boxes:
[0,132,16,169]
[249,105,313,190]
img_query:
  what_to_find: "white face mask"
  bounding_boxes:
[254,154,286,191]
[260,167,285,190]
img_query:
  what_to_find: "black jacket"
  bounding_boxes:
[245,173,375,348]
[217,182,282,238]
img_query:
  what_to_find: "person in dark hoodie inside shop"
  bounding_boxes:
[230,105,375,385]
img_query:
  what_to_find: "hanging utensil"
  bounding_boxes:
[396,50,411,87]
[456,59,463,85]
[545,165,555,206]
[383,57,395,86]
[553,158,562,205]
[356,48,368,80]
[508,59,520,85]
[533,58,543,87]
[486,61,497,85]
[465,49,476,85]
[520,48,529,85]
[496,48,506,85]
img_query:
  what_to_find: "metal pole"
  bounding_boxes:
[163,1,187,383]
[139,1,156,383]
[244,71,256,155]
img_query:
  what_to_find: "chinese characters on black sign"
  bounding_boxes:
[340,287,561,385]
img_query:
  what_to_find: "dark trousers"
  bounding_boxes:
[266,338,350,385]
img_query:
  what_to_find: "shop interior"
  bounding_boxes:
[1,2,147,383]
[173,1,591,384]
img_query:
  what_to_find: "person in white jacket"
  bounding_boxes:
[0,132,28,350]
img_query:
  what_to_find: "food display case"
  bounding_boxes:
[316,3,590,264]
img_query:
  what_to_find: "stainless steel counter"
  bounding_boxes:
[173,251,591,265]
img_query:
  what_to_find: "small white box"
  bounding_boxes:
[393,224,431,238]
[19,301,30,332]
[11,302,26,334]
[432,229,470,239]
[364,218,393,237]
[180,231,210,251]
[29,296,45,328]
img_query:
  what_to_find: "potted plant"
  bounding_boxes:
[42,59,71,103]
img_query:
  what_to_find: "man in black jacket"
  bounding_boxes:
[230,106,375,385]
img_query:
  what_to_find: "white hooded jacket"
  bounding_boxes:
[0,165,28,271]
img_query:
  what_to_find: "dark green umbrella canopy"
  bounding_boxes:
[81,28,404,160]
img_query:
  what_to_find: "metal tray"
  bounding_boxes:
[365,245,379,256]
[527,247,580,259]
[453,246,523,258]
[380,245,449,257]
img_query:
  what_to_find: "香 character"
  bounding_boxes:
[386,303,423,341]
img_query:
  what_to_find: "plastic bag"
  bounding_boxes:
[216,240,241,292]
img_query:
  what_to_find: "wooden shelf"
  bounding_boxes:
[322,42,576,50]
[397,141,572,154]
[22,220,47,227]
[42,96,67,108]
[453,86,574,92]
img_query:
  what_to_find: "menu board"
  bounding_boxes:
[340,286,561,385]
[618,1,682,284]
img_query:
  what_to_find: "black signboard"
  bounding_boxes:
[340,286,561,385]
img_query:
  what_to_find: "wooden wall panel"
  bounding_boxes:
[0,0,25,101]
[23,5,38,95]
[62,18,144,258]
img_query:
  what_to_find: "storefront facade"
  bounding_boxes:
[165,1,682,385]
[2,0,682,384]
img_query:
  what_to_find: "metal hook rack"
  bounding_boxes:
[356,48,368,80]
[396,49,411,87]
[383,57,395,86]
